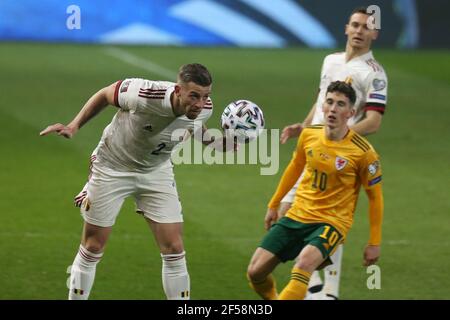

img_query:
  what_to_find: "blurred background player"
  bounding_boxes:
[278,7,388,300]
[247,81,384,300]
[40,63,214,300]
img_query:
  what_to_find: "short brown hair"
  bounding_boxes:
[326,81,356,105]
[178,63,212,86]
[350,6,370,18]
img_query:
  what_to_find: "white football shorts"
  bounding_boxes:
[281,180,298,203]
[80,163,182,227]
[280,172,304,203]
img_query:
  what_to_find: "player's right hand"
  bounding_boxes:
[280,123,303,144]
[264,208,278,230]
[363,245,380,266]
[39,123,77,139]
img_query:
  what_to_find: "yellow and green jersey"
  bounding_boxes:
[269,125,383,245]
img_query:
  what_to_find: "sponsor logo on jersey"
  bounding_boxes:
[320,152,330,160]
[369,93,386,101]
[335,156,348,170]
[368,175,382,186]
[372,78,386,91]
[368,160,380,176]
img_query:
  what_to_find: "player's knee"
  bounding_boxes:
[159,241,184,255]
[83,241,105,254]
[247,265,264,282]
[295,256,320,273]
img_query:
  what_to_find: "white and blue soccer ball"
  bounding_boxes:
[220,100,265,143]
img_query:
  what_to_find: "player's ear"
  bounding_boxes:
[371,29,379,40]
[348,107,356,119]
[174,84,182,96]
[345,24,349,36]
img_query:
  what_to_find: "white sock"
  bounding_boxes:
[161,251,190,300]
[307,271,323,291]
[304,270,323,299]
[322,244,343,298]
[68,245,103,300]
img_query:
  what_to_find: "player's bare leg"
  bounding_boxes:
[146,218,190,300]
[247,247,280,300]
[68,222,112,300]
[279,201,323,299]
[279,245,324,300]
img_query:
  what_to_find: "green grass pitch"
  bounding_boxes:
[0,43,449,299]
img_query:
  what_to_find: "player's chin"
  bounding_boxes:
[186,112,200,120]
[186,109,202,119]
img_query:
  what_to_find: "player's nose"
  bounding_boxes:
[195,100,206,109]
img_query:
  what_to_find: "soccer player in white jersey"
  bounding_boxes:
[278,7,388,300]
[40,63,215,300]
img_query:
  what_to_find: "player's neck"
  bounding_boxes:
[170,92,184,117]
[345,43,371,62]
[325,125,350,141]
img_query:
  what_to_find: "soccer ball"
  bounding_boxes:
[220,100,265,143]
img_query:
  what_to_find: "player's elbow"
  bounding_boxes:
[370,121,382,134]
[365,112,383,135]
[102,82,119,107]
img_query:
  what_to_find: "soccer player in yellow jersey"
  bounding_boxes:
[247,81,383,300]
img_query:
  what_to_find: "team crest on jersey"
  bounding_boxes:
[372,78,386,91]
[307,149,313,157]
[368,160,380,176]
[335,156,348,170]
[143,124,153,132]
[120,80,131,93]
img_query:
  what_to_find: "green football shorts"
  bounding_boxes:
[260,217,343,268]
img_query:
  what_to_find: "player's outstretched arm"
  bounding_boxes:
[349,110,383,136]
[364,183,383,266]
[39,82,118,139]
[280,123,303,144]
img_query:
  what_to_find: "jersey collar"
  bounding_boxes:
[163,85,176,117]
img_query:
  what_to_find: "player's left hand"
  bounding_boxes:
[264,208,278,230]
[363,245,380,266]
[40,123,78,139]
[280,123,303,144]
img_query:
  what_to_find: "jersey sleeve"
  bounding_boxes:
[360,149,384,245]
[318,55,329,90]
[365,69,388,114]
[360,148,382,189]
[115,78,174,116]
